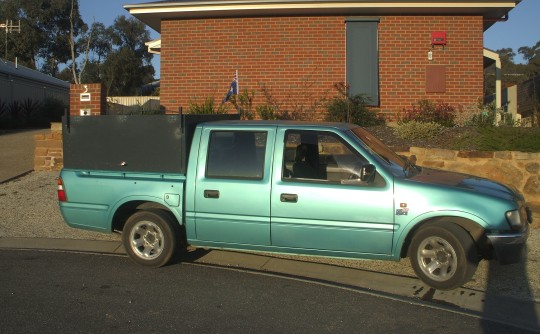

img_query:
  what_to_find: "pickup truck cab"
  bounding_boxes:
[58,115,532,290]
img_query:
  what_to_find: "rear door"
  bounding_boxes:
[271,128,394,255]
[194,126,274,245]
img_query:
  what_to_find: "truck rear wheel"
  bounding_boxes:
[409,222,478,290]
[123,209,179,267]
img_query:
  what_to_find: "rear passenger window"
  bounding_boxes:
[206,131,267,180]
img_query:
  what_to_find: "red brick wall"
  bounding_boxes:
[161,15,484,120]
[161,17,345,117]
[70,83,107,116]
[379,16,484,119]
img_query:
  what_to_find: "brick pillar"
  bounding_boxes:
[70,83,107,116]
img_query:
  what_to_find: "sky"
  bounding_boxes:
[79,0,161,78]
[483,0,539,63]
[80,0,540,79]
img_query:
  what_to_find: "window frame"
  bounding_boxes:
[281,129,373,185]
[205,130,268,180]
[346,18,380,106]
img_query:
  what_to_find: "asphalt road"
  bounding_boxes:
[0,249,534,334]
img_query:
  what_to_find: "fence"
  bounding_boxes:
[106,96,162,115]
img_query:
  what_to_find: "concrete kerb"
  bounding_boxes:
[1,237,539,331]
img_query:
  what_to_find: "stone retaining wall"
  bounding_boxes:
[403,147,540,224]
[34,123,63,171]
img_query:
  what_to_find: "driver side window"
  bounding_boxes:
[282,130,383,186]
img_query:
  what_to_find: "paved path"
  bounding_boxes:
[0,129,49,183]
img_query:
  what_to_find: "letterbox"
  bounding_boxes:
[431,31,447,46]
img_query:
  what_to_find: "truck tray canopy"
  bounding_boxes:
[62,114,239,173]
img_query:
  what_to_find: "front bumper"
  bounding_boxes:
[487,224,529,265]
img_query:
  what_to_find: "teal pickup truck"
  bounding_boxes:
[58,114,532,290]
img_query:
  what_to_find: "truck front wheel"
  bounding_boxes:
[409,222,478,290]
[123,209,179,267]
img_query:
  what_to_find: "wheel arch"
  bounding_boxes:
[398,216,491,260]
[111,199,182,233]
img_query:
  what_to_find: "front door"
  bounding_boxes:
[271,129,394,255]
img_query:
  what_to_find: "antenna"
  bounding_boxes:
[1,19,21,61]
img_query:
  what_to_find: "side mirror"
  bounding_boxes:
[360,164,376,182]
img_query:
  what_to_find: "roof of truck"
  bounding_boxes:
[199,120,360,130]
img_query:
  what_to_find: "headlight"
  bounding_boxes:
[506,210,523,230]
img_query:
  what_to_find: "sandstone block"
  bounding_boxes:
[494,151,512,160]
[34,156,46,167]
[409,147,426,156]
[42,140,62,149]
[458,151,494,159]
[524,176,540,196]
[525,162,540,174]
[482,160,524,187]
[422,160,445,168]
[424,148,456,160]
[34,147,48,157]
[50,123,62,131]
[514,152,540,160]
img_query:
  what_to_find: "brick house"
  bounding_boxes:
[125,0,518,120]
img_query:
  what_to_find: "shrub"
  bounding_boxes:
[256,83,306,121]
[325,82,384,126]
[400,99,456,127]
[0,99,10,129]
[472,127,540,152]
[229,90,255,120]
[188,97,228,114]
[41,97,66,123]
[394,121,445,140]
[257,105,279,120]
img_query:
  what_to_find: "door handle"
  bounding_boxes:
[204,190,220,199]
[280,193,298,203]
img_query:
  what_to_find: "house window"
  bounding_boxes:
[346,19,379,106]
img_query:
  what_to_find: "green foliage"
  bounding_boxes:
[229,90,255,120]
[0,0,86,75]
[458,102,520,128]
[20,98,42,126]
[255,83,300,120]
[394,121,445,140]
[188,97,228,114]
[400,99,456,127]
[468,111,497,128]
[451,127,540,152]
[41,98,66,123]
[257,105,284,120]
[0,97,66,129]
[324,82,384,126]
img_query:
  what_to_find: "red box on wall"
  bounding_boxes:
[431,31,447,45]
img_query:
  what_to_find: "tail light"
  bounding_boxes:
[57,178,67,202]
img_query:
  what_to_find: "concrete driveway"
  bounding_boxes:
[0,129,49,183]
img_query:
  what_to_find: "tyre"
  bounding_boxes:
[409,222,479,290]
[122,209,179,268]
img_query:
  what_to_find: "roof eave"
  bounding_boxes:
[124,1,518,32]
